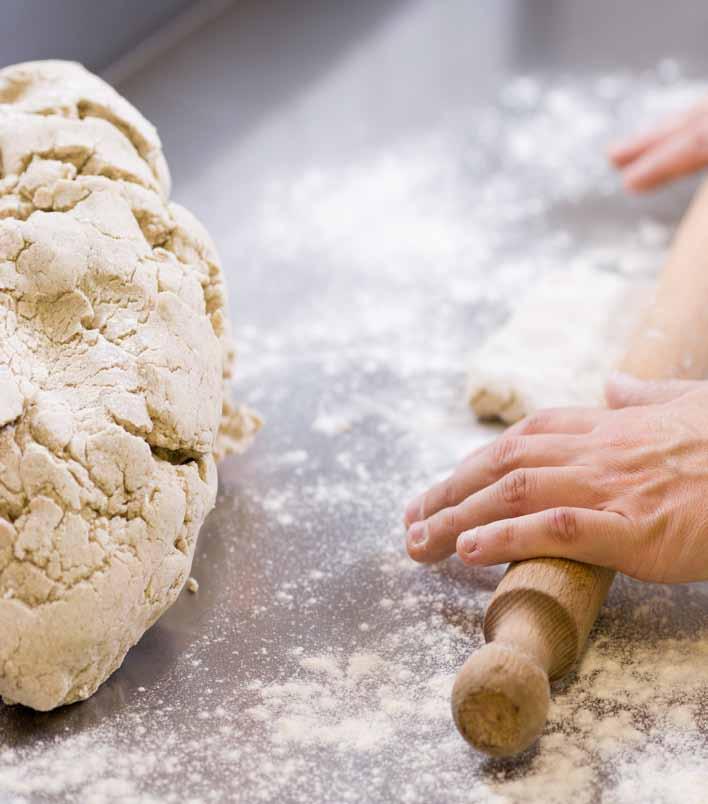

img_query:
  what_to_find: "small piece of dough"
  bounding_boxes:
[0,61,260,711]
[467,267,652,423]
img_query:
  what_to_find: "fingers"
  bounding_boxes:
[404,432,588,531]
[609,135,659,168]
[608,105,705,168]
[609,99,708,191]
[456,508,632,570]
[403,450,484,528]
[407,467,596,564]
[605,372,703,408]
[403,407,603,529]
[619,126,708,192]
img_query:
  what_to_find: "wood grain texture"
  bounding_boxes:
[452,178,708,757]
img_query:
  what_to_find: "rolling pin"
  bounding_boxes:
[451,179,708,757]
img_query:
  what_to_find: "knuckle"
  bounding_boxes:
[602,428,632,451]
[419,490,433,519]
[548,507,578,545]
[432,507,458,538]
[495,522,516,552]
[441,478,459,510]
[500,469,530,507]
[443,508,458,534]
[424,476,462,519]
[490,436,524,474]
[628,515,664,581]
[517,411,552,435]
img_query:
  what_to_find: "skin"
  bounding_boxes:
[405,375,708,583]
[610,97,708,192]
[405,101,708,583]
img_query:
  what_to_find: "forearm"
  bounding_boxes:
[623,178,708,379]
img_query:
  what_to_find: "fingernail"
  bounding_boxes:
[408,522,427,547]
[458,530,479,561]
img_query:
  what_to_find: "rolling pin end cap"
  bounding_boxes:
[451,642,550,757]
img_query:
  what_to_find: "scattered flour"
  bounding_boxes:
[312,412,355,436]
[1,64,707,804]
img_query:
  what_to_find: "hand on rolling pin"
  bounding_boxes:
[404,373,708,583]
[610,96,708,191]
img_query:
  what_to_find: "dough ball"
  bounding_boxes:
[0,61,260,711]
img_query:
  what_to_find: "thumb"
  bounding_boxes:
[604,372,703,409]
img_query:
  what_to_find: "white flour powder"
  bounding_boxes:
[1,64,707,804]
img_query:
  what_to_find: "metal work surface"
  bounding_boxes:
[2,2,708,802]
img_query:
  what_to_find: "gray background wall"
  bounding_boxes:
[0,0,196,72]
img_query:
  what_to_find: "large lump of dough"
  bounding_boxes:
[0,61,259,710]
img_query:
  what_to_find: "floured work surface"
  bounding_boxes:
[0,3,707,803]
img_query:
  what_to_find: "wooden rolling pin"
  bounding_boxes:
[452,179,708,757]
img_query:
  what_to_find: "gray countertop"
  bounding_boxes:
[1,2,708,802]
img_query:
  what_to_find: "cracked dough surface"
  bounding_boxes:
[0,61,259,711]
[467,267,651,423]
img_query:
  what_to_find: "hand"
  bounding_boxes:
[404,374,708,583]
[609,98,708,192]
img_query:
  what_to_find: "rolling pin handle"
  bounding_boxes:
[452,643,550,757]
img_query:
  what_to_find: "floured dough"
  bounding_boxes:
[0,61,260,711]
[467,267,651,423]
